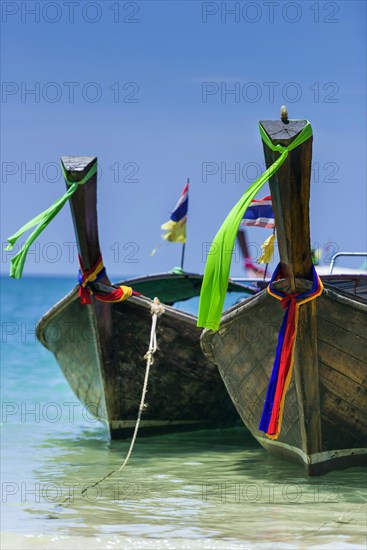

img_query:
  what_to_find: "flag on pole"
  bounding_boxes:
[240,195,274,228]
[161,182,189,243]
[238,195,276,272]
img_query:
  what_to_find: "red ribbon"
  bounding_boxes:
[77,255,139,305]
[266,294,298,435]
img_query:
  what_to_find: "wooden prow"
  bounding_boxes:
[60,156,110,286]
[60,156,117,431]
[260,116,322,458]
[259,120,313,290]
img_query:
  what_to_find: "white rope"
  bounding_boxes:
[56,298,165,507]
[116,297,165,472]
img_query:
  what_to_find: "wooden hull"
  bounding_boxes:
[36,284,240,439]
[201,283,367,475]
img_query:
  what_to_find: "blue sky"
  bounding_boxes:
[1,0,366,278]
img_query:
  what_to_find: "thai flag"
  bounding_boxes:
[240,195,274,229]
[161,182,189,242]
[170,182,188,222]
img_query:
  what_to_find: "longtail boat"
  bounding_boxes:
[33,156,254,438]
[199,112,367,475]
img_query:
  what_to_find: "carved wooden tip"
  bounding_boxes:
[280,105,288,122]
[61,156,97,173]
[259,120,308,143]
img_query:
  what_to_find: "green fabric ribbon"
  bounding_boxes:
[5,162,97,279]
[197,121,313,331]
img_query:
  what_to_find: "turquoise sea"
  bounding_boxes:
[1,276,366,549]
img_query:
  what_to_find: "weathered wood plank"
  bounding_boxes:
[317,295,367,340]
[317,317,367,364]
[293,301,322,454]
[318,340,367,386]
[319,384,367,440]
[207,291,303,450]
[319,361,366,413]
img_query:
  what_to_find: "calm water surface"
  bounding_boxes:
[1,277,366,549]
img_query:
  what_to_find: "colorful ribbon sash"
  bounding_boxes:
[77,254,137,305]
[258,264,324,439]
[197,121,313,331]
[5,162,97,279]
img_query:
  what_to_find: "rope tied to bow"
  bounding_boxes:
[78,298,165,497]
[51,298,165,513]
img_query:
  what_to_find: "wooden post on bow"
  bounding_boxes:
[260,111,322,460]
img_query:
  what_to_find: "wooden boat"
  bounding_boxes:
[200,117,367,475]
[36,156,253,439]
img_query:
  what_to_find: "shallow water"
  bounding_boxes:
[1,277,366,549]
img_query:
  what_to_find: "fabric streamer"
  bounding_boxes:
[77,254,138,305]
[258,233,275,264]
[5,162,97,279]
[258,263,324,439]
[161,218,187,243]
[197,121,313,331]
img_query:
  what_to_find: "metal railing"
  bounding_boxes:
[329,252,367,274]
